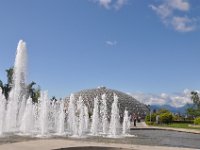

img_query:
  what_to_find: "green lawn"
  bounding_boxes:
[154,123,200,130]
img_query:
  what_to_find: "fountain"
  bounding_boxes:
[67,94,78,136]
[101,94,108,134]
[90,97,99,135]
[0,88,6,135]
[77,96,84,136]
[122,109,130,135]
[109,93,120,137]
[56,99,65,135]
[39,91,49,136]
[5,40,27,132]
[84,105,89,132]
[0,40,132,138]
[19,97,34,134]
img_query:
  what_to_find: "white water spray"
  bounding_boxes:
[20,97,34,134]
[0,88,6,135]
[5,40,27,131]
[67,94,78,136]
[39,91,49,136]
[56,99,65,134]
[101,94,108,134]
[91,97,99,135]
[109,93,120,137]
[84,105,89,132]
[78,96,84,136]
[122,109,130,135]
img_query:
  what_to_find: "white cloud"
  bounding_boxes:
[168,0,190,11]
[129,89,194,108]
[94,0,128,10]
[99,0,112,9]
[150,0,197,32]
[149,4,172,19]
[106,40,117,46]
[114,0,128,10]
[171,16,196,32]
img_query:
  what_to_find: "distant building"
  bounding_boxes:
[65,87,149,117]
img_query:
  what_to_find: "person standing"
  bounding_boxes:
[133,116,137,127]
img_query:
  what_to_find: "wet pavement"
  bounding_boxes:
[57,130,200,149]
[0,129,200,149]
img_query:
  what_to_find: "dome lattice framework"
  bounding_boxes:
[66,87,149,116]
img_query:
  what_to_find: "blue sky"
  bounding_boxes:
[0,0,200,106]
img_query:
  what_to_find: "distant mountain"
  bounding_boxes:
[150,104,193,114]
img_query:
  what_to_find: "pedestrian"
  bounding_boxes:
[133,116,137,127]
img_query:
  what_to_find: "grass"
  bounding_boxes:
[154,123,200,130]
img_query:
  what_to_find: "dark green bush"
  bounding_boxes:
[194,117,200,125]
[145,113,157,122]
[145,121,156,125]
[172,120,194,124]
[159,112,173,124]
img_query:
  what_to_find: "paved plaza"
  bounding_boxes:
[0,139,199,150]
[0,122,200,150]
[130,122,200,134]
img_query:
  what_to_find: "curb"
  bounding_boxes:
[130,127,200,134]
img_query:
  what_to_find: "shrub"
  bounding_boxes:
[145,113,157,123]
[172,120,194,124]
[159,112,173,124]
[194,117,200,125]
[145,121,156,125]
[173,115,183,121]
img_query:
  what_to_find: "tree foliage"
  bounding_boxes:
[0,80,3,92]
[187,91,200,117]
[145,109,173,125]
[5,67,13,85]
[0,67,40,102]
[0,67,13,99]
[194,117,200,125]
[27,81,40,103]
[187,107,200,117]
[191,91,200,109]
[159,112,173,124]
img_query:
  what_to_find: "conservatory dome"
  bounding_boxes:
[65,87,149,116]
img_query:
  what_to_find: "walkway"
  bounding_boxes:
[0,139,199,150]
[0,122,199,150]
[130,121,200,134]
[130,121,148,128]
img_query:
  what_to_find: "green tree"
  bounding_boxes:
[0,80,3,94]
[0,80,3,89]
[1,67,14,99]
[194,117,200,125]
[27,81,40,103]
[187,91,200,117]
[159,112,173,124]
[145,108,173,125]
[187,107,200,117]
[50,96,57,101]
[191,91,200,109]
[1,67,41,102]
[5,67,13,85]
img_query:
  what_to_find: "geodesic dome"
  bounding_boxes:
[65,87,149,117]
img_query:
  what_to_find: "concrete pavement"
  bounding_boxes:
[0,139,199,150]
[0,122,199,150]
[130,121,200,134]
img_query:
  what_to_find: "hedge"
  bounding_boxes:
[159,112,173,124]
[194,117,200,125]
